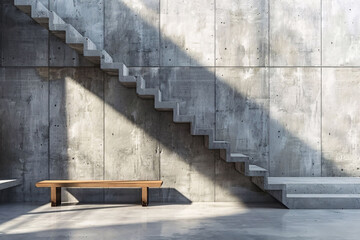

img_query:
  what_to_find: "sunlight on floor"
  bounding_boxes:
[1,203,360,239]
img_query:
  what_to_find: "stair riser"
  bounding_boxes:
[16,5,31,15]
[68,43,84,54]
[286,184,360,194]
[84,56,101,65]
[51,31,66,41]
[285,198,360,209]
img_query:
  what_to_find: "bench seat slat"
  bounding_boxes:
[36,180,163,188]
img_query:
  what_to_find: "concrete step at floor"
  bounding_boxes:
[285,194,360,209]
[0,179,21,191]
[266,177,360,209]
[268,177,360,194]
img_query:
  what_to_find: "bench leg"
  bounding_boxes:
[51,187,61,207]
[142,187,149,207]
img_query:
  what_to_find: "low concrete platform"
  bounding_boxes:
[0,180,21,191]
[1,202,360,239]
[267,177,360,209]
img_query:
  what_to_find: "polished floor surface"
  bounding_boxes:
[1,202,360,239]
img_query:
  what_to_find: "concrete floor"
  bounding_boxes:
[0,202,360,240]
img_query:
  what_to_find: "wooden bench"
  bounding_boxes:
[36,180,163,207]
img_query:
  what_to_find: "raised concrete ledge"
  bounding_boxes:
[0,179,22,191]
[268,177,360,185]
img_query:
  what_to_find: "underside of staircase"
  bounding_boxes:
[13,0,360,209]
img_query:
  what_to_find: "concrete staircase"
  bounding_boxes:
[13,0,360,209]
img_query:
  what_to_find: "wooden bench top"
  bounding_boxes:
[36,180,163,188]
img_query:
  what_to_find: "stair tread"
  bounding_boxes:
[231,153,248,158]
[249,165,267,172]
[287,193,360,198]
[268,177,360,185]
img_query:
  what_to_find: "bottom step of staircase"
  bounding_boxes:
[267,177,360,209]
[286,194,360,209]
[0,179,21,191]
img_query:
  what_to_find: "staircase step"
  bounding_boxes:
[267,177,360,194]
[235,163,267,177]
[120,76,137,87]
[155,101,178,111]
[249,165,267,172]
[0,179,21,191]
[229,153,249,162]
[208,140,229,149]
[266,177,360,208]
[285,193,360,209]
[101,62,121,76]
[268,177,360,185]
[287,193,360,198]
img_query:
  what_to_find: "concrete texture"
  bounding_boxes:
[159,67,215,129]
[49,68,105,203]
[1,3,48,66]
[49,0,104,49]
[0,68,49,202]
[266,177,360,208]
[216,68,269,169]
[104,0,160,66]
[0,180,21,191]
[104,74,161,203]
[269,68,321,177]
[2,0,360,206]
[49,34,94,67]
[216,0,269,66]
[270,0,321,66]
[323,0,360,66]
[160,0,215,66]
[2,203,360,239]
[322,68,360,177]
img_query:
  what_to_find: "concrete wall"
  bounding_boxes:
[1,0,360,203]
[0,1,272,204]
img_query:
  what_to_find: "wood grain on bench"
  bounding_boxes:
[36,180,163,207]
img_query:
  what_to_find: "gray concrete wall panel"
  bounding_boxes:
[49,68,104,203]
[270,0,321,66]
[322,68,360,177]
[216,0,269,66]
[323,0,360,66]
[269,68,321,177]
[1,4,48,67]
[104,74,161,202]
[160,0,215,66]
[0,67,49,202]
[104,0,160,66]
